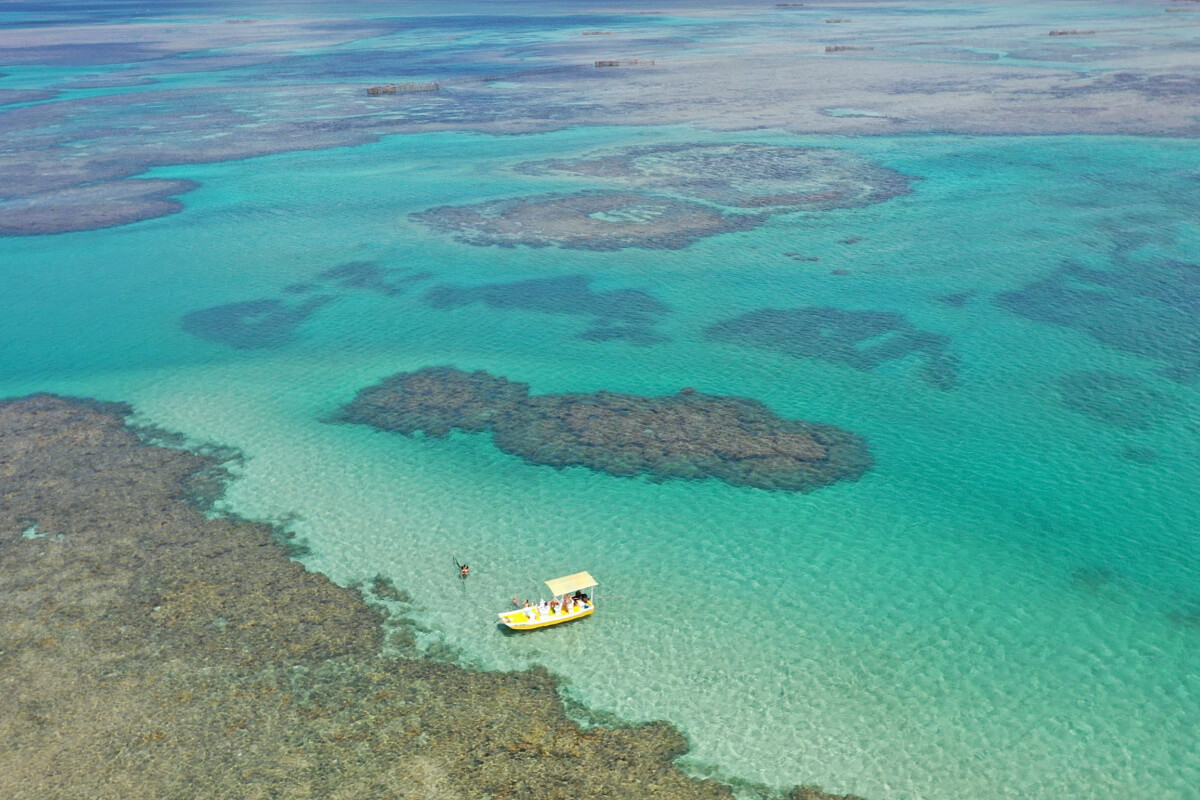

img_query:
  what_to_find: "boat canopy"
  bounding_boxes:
[545,571,597,597]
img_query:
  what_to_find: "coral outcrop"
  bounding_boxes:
[338,367,870,492]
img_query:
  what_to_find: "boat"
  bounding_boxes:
[498,571,598,631]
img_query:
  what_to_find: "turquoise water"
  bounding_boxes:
[4,3,1200,799]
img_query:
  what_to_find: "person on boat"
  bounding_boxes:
[549,598,559,614]
[459,564,470,580]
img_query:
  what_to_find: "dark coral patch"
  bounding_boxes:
[1119,446,1158,464]
[317,261,432,296]
[1050,72,1200,100]
[1055,371,1175,430]
[996,259,1200,382]
[1167,600,1200,630]
[338,367,870,492]
[425,274,669,345]
[1069,566,1118,592]
[705,306,959,390]
[412,192,763,251]
[181,296,334,349]
[339,366,529,437]
[934,291,974,307]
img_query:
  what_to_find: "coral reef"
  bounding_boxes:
[317,261,432,297]
[425,274,670,345]
[705,306,959,390]
[338,367,871,492]
[0,394,749,800]
[341,366,531,437]
[1049,72,1200,100]
[411,191,763,251]
[0,88,58,106]
[414,144,910,251]
[520,143,912,210]
[6,5,1200,235]
[180,296,335,349]
[995,258,1200,382]
[0,177,199,236]
[1054,370,1175,429]
[180,263,431,350]
[788,787,867,800]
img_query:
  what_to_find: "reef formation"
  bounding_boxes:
[521,143,912,210]
[995,258,1200,383]
[337,367,871,492]
[425,274,670,345]
[0,394,867,800]
[412,191,763,251]
[705,306,959,390]
[6,5,1200,236]
[413,143,911,250]
[314,260,433,297]
[180,296,335,350]
[1054,370,1175,430]
[181,261,433,350]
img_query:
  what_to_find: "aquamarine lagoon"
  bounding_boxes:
[3,2,1200,798]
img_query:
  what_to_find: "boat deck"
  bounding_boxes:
[499,602,593,630]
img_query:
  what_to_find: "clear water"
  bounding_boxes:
[3,3,1200,799]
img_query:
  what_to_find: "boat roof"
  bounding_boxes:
[545,571,597,596]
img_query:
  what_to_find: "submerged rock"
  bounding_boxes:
[339,367,871,492]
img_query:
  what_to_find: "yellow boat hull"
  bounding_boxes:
[498,604,594,631]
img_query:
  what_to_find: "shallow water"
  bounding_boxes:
[3,3,1200,799]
